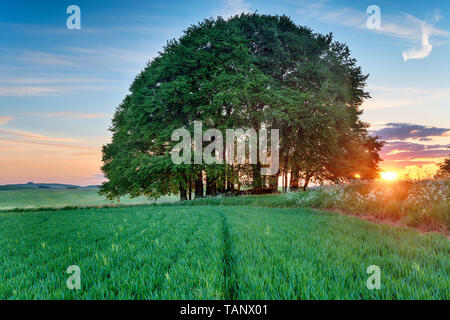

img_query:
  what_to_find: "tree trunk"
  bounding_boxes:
[179,181,187,201]
[282,154,288,192]
[194,171,203,198]
[188,178,192,200]
[206,174,217,196]
[217,169,226,194]
[268,172,278,192]
[290,165,300,191]
[303,173,311,191]
[252,162,263,189]
[225,165,233,192]
[229,165,235,191]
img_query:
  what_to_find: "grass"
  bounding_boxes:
[0,205,448,299]
[0,189,176,210]
[175,179,450,232]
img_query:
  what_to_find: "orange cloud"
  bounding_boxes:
[0,139,98,151]
[22,111,106,120]
[46,111,106,119]
[402,164,440,179]
[0,137,103,185]
[0,116,13,125]
[0,129,79,142]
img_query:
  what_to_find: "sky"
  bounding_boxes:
[0,0,449,185]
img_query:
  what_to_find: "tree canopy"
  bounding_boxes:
[435,154,450,178]
[100,13,383,201]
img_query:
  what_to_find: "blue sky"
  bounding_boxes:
[0,0,449,184]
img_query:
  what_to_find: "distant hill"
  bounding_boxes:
[0,183,100,191]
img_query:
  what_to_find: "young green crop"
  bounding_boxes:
[0,205,448,299]
[220,206,449,299]
[0,189,176,210]
[0,207,224,299]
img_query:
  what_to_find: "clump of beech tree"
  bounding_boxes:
[100,13,383,201]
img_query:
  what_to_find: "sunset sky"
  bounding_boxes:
[1,0,449,185]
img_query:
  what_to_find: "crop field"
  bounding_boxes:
[0,189,176,210]
[0,205,448,299]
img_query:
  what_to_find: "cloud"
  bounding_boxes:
[362,85,450,110]
[370,122,449,169]
[401,11,447,61]
[0,22,177,38]
[0,22,100,36]
[22,111,107,120]
[0,138,98,151]
[65,46,153,64]
[18,51,76,66]
[0,84,123,96]
[217,0,251,19]
[0,77,115,85]
[0,116,13,125]
[0,75,123,97]
[319,7,366,28]
[402,23,432,61]
[45,112,106,120]
[0,86,59,96]
[381,141,449,161]
[0,45,151,96]
[72,152,100,157]
[295,4,450,60]
[371,122,450,141]
[0,129,79,143]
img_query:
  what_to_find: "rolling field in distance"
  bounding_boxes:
[0,189,176,210]
[0,205,448,299]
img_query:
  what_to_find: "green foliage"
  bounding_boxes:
[435,154,450,178]
[101,13,383,200]
[0,205,447,299]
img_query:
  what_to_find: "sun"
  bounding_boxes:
[380,171,399,181]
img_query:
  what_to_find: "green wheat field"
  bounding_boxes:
[0,189,448,299]
[0,189,176,210]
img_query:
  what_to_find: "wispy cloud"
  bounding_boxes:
[0,77,115,85]
[380,141,449,161]
[295,3,450,60]
[0,116,13,125]
[0,22,99,36]
[371,122,450,141]
[0,45,151,79]
[0,129,79,143]
[0,86,59,96]
[0,138,98,151]
[0,84,123,96]
[401,11,447,61]
[65,46,152,64]
[362,85,450,110]
[18,51,76,66]
[0,22,178,38]
[370,122,450,169]
[0,45,152,96]
[44,111,106,120]
[22,111,107,120]
[216,0,251,19]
